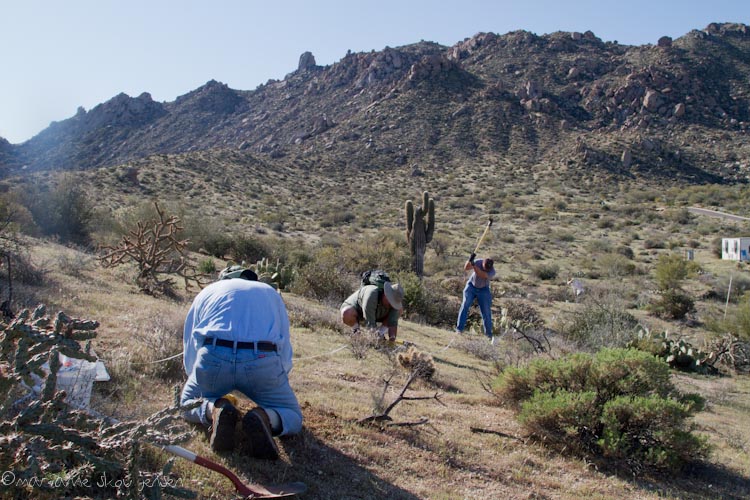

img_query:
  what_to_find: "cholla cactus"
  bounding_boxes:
[0,306,195,498]
[405,191,435,277]
[397,345,436,380]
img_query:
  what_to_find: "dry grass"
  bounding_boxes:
[6,239,749,499]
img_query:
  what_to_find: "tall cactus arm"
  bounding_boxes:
[405,199,414,243]
[426,198,435,243]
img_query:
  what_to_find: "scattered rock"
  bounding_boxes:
[621,148,632,168]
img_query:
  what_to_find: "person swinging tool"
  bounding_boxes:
[456,218,497,342]
[455,253,496,342]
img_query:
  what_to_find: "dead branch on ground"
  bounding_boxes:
[357,368,444,427]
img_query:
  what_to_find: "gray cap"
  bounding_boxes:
[219,265,258,281]
[383,282,404,310]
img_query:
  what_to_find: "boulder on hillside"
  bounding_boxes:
[658,36,673,47]
[407,54,460,82]
[643,89,662,111]
[298,51,317,71]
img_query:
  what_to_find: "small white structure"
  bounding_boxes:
[721,237,750,261]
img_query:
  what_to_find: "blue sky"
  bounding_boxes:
[1,0,747,144]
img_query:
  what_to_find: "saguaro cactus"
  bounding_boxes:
[405,191,435,277]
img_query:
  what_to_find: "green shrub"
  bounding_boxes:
[343,229,411,276]
[667,208,693,225]
[558,287,640,350]
[198,257,217,275]
[712,237,723,258]
[494,348,708,470]
[616,245,635,259]
[654,253,698,291]
[232,234,271,263]
[704,298,750,342]
[710,274,750,304]
[648,290,695,320]
[643,239,665,249]
[599,395,706,469]
[532,263,559,281]
[199,232,234,258]
[396,272,457,327]
[18,176,94,245]
[290,246,353,303]
[598,253,635,278]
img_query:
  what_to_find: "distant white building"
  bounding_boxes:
[721,237,750,261]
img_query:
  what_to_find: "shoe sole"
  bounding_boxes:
[242,410,280,460]
[209,406,238,452]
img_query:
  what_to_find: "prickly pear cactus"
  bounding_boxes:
[252,257,293,290]
[629,329,717,374]
[405,191,435,277]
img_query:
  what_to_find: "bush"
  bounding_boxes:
[18,176,94,245]
[532,263,559,281]
[710,273,750,304]
[598,253,635,278]
[648,290,695,320]
[396,272,457,327]
[654,254,696,291]
[705,298,750,342]
[290,246,354,303]
[643,239,665,250]
[493,348,708,470]
[712,237,723,258]
[232,234,271,263]
[558,286,640,350]
[616,245,635,259]
[343,229,411,276]
[198,257,217,275]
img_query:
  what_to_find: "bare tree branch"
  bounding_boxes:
[98,202,209,295]
[358,368,443,427]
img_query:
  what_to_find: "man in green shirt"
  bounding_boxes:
[340,281,404,341]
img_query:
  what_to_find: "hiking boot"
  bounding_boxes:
[209,401,239,452]
[241,408,280,460]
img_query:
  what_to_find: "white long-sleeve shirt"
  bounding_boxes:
[183,279,293,376]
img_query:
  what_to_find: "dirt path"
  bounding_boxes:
[689,207,750,222]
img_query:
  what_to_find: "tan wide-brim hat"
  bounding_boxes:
[383,282,404,310]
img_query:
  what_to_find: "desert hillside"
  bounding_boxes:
[1,21,750,500]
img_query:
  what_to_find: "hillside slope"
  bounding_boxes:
[12,239,750,500]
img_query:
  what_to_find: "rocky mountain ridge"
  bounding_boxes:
[2,22,749,184]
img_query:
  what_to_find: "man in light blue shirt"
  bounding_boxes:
[180,265,301,459]
[456,255,496,341]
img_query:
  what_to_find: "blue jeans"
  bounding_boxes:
[180,345,302,436]
[456,282,493,338]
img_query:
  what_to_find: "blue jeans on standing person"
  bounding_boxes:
[180,344,302,436]
[456,282,493,338]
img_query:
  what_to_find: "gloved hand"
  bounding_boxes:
[469,252,476,263]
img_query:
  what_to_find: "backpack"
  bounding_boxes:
[360,269,391,290]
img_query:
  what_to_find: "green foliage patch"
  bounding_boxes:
[493,348,709,471]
